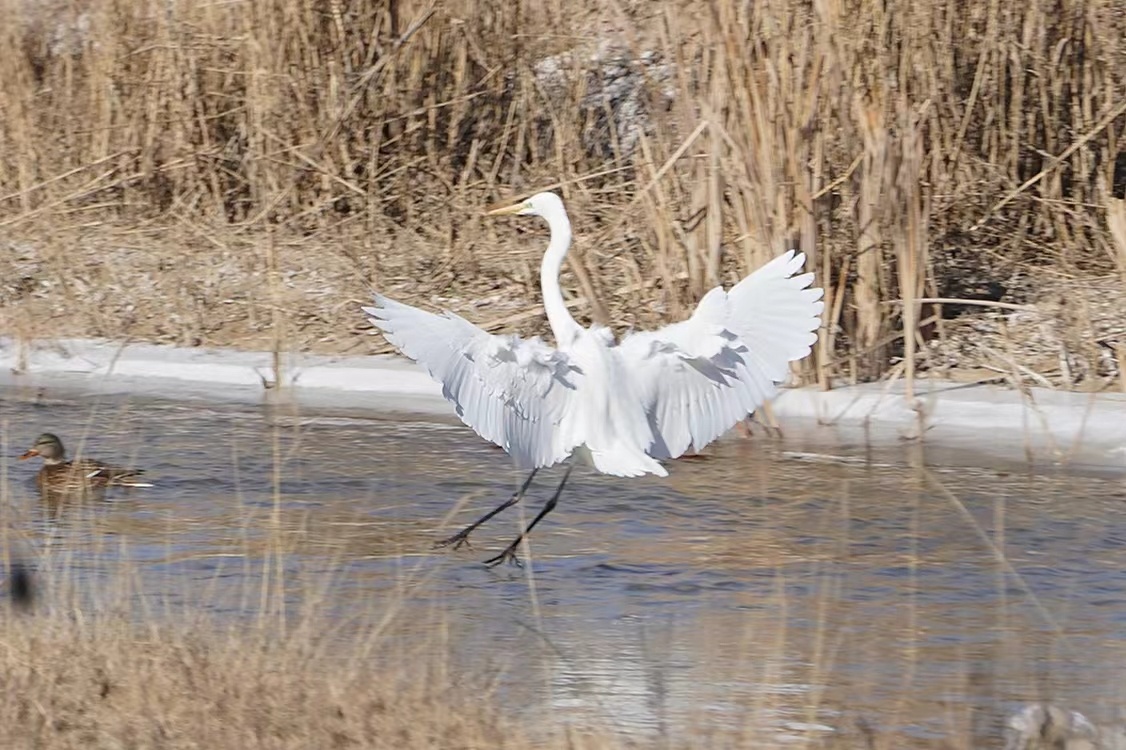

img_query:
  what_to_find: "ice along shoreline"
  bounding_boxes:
[2,336,1125,470]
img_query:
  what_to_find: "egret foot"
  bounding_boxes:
[483,545,523,568]
[433,530,472,550]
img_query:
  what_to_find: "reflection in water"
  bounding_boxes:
[3,387,1126,746]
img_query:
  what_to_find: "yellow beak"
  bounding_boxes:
[485,200,529,216]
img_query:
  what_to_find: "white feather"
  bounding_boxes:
[618,249,825,460]
[363,296,582,469]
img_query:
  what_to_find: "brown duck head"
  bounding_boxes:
[19,433,67,465]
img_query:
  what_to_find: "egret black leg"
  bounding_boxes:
[484,465,574,568]
[434,469,539,550]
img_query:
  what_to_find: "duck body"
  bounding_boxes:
[19,433,151,496]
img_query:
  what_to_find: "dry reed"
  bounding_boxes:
[0,0,1124,389]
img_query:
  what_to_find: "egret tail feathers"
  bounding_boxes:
[588,444,668,478]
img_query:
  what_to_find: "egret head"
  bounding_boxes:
[486,192,565,218]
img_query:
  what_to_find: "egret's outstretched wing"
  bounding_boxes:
[619,250,823,459]
[364,295,582,469]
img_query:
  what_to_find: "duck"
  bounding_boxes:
[19,433,152,495]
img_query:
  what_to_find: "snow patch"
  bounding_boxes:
[3,337,1126,468]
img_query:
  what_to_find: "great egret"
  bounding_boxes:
[364,192,823,566]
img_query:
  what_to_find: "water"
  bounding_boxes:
[4,385,1126,746]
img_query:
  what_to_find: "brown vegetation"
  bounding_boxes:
[0,614,529,748]
[1,0,1125,389]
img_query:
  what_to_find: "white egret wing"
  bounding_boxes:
[364,294,582,469]
[619,250,823,459]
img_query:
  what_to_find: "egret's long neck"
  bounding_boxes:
[540,205,582,346]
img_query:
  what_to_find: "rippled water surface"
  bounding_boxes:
[3,385,1126,746]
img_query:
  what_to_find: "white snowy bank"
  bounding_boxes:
[2,337,1125,469]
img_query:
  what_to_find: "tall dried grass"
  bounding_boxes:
[1,0,1124,387]
[0,615,531,748]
